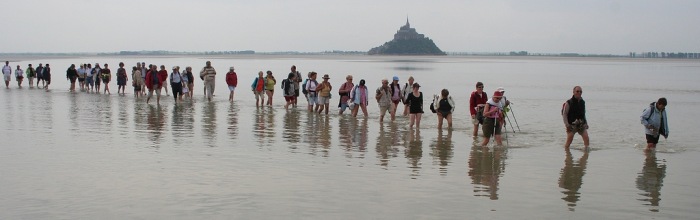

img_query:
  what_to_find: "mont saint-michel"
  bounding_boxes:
[368,19,445,55]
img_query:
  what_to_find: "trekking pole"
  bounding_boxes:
[505,112,516,133]
[508,100,521,132]
[504,119,509,146]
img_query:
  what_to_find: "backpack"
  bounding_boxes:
[302,79,308,95]
[429,95,438,113]
[476,106,485,124]
[281,79,287,89]
[349,85,358,101]
[643,102,656,121]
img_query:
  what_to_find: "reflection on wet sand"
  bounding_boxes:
[430,129,453,175]
[282,110,301,146]
[253,108,276,148]
[226,103,238,139]
[299,113,332,157]
[558,148,589,211]
[636,150,666,212]
[146,105,166,146]
[468,145,507,200]
[338,116,354,157]
[201,102,217,147]
[318,116,332,156]
[376,123,400,168]
[171,103,195,142]
[405,129,423,178]
[352,118,369,157]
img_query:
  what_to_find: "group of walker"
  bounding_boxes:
[3,61,669,149]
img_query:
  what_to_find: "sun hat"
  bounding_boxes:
[323,74,330,79]
[493,91,503,97]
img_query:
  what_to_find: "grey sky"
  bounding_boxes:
[2,0,698,54]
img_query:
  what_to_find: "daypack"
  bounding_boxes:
[476,106,485,124]
[281,79,288,89]
[429,95,438,113]
[302,79,308,95]
[643,102,656,121]
[349,85,359,101]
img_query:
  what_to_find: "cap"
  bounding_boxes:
[230,66,235,70]
[493,91,503,97]
[496,87,505,92]
[323,74,330,79]
[393,76,399,81]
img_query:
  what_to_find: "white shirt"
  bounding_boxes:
[2,65,11,76]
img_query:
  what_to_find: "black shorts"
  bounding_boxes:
[78,78,85,82]
[294,89,300,97]
[70,77,77,83]
[646,134,660,144]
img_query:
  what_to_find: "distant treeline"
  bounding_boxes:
[630,52,700,59]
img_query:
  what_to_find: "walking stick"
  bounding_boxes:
[507,99,521,132]
[505,112,516,133]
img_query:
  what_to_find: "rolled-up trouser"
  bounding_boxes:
[171,82,183,101]
[204,78,215,99]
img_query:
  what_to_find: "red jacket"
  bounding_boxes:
[469,91,488,115]
[158,70,168,83]
[145,70,159,89]
[226,72,238,86]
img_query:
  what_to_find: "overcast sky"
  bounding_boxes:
[2,0,698,54]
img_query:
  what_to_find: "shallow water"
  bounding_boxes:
[1,55,699,219]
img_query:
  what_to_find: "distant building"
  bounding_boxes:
[369,18,445,55]
[393,19,425,40]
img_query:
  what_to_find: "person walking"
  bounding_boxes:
[265,70,276,106]
[226,67,238,102]
[85,63,94,92]
[145,65,162,105]
[405,83,424,129]
[66,64,78,92]
[15,65,24,88]
[251,71,265,107]
[3,61,11,88]
[389,76,403,121]
[641,98,669,150]
[316,74,332,114]
[77,64,86,91]
[43,64,52,90]
[139,62,147,95]
[338,75,354,114]
[290,65,302,107]
[25,64,35,88]
[434,89,455,130]
[376,79,393,122]
[470,82,488,136]
[101,64,112,94]
[170,66,184,102]
[482,90,504,146]
[199,61,216,101]
[93,63,102,92]
[132,66,143,98]
[35,63,44,88]
[282,72,296,110]
[402,76,415,116]
[305,72,319,112]
[117,62,128,95]
[351,79,369,118]
[184,66,194,99]
[562,86,589,148]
